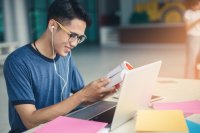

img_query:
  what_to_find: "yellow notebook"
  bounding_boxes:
[135,110,188,133]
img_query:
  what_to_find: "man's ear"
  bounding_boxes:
[50,26,55,32]
[48,19,57,32]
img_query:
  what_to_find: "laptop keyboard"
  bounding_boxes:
[66,101,117,120]
[90,106,116,124]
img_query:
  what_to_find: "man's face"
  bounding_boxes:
[53,18,86,57]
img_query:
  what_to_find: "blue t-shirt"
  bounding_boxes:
[3,44,84,133]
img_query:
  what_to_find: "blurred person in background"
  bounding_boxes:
[184,0,200,79]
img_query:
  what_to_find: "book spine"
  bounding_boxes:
[106,70,126,88]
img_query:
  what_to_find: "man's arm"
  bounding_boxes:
[15,77,114,129]
[15,90,84,129]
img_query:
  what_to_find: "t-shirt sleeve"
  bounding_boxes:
[4,56,35,105]
[70,58,85,93]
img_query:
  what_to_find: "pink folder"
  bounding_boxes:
[34,116,107,133]
[153,100,200,114]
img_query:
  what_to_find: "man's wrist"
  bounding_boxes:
[77,89,87,103]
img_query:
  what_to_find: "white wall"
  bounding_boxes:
[3,0,30,44]
[120,0,133,26]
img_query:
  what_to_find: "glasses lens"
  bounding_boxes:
[69,33,78,42]
[69,33,86,44]
[78,35,86,44]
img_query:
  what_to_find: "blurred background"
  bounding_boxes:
[0,0,188,132]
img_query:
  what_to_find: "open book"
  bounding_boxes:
[105,61,133,88]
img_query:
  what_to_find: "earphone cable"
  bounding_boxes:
[51,27,70,101]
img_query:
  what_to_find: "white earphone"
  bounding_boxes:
[50,26,55,32]
[50,25,71,101]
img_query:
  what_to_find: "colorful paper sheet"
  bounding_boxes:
[153,100,200,114]
[135,110,188,132]
[186,120,200,133]
[34,116,107,133]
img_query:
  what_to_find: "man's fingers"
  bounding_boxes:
[101,86,115,94]
[95,77,116,96]
[97,77,111,86]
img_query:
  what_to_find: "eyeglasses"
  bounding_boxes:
[55,20,87,44]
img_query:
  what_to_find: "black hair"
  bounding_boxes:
[47,0,91,26]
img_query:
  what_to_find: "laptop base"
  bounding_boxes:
[66,100,117,123]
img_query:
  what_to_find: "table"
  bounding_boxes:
[109,77,200,133]
[26,77,200,133]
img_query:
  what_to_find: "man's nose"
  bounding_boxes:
[69,41,78,48]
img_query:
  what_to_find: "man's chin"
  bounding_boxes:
[59,52,70,57]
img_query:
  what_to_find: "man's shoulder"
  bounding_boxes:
[8,44,30,57]
[5,44,31,64]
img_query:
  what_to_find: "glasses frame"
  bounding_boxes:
[55,20,87,44]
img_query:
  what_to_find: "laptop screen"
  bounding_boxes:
[110,61,161,130]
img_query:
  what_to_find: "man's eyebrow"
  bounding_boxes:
[70,31,83,36]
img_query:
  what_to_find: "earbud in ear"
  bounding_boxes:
[50,26,55,32]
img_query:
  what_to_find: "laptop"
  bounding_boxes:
[66,61,162,131]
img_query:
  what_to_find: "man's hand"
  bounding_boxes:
[80,77,115,103]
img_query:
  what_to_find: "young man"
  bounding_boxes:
[4,0,115,132]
